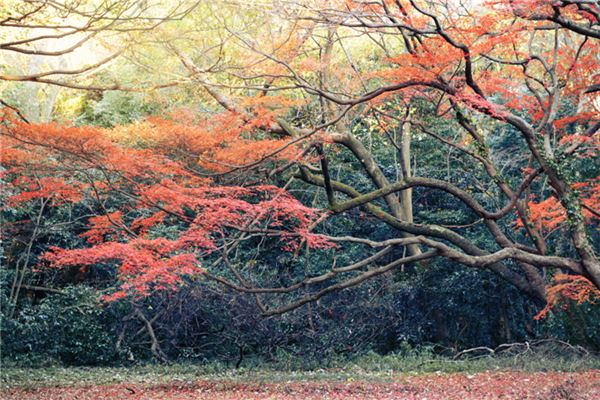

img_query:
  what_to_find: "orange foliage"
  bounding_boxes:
[108,109,300,173]
[6,176,84,206]
[518,179,600,233]
[0,108,329,301]
[536,274,600,320]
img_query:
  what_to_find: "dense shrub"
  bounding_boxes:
[1,286,117,365]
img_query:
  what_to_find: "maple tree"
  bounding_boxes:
[1,0,599,317]
[0,109,328,302]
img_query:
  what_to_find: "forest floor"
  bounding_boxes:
[2,370,600,399]
[2,363,600,399]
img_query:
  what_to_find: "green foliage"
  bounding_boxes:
[540,302,600,349]
[1,286,117,365]
[75,92,160,127]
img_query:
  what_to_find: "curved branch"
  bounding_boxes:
[331,176,539,221]
[260,250,438,316]
[296,167,547,301]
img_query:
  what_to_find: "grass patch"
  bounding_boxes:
[3,346,599,389]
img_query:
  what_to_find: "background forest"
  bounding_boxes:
[1,0,599,371]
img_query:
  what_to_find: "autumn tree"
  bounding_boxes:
[1,0,599,316]
[153,0,599,312]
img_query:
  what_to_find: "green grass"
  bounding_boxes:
[3,349,599,390]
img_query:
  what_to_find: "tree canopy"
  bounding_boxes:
[1,0,598,344]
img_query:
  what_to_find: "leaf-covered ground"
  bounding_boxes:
[3,371,599,399]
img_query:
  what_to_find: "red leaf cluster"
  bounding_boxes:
[536,274,600,320]
[0,109,331,301]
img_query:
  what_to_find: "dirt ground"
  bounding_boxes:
[3,370,599,399]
